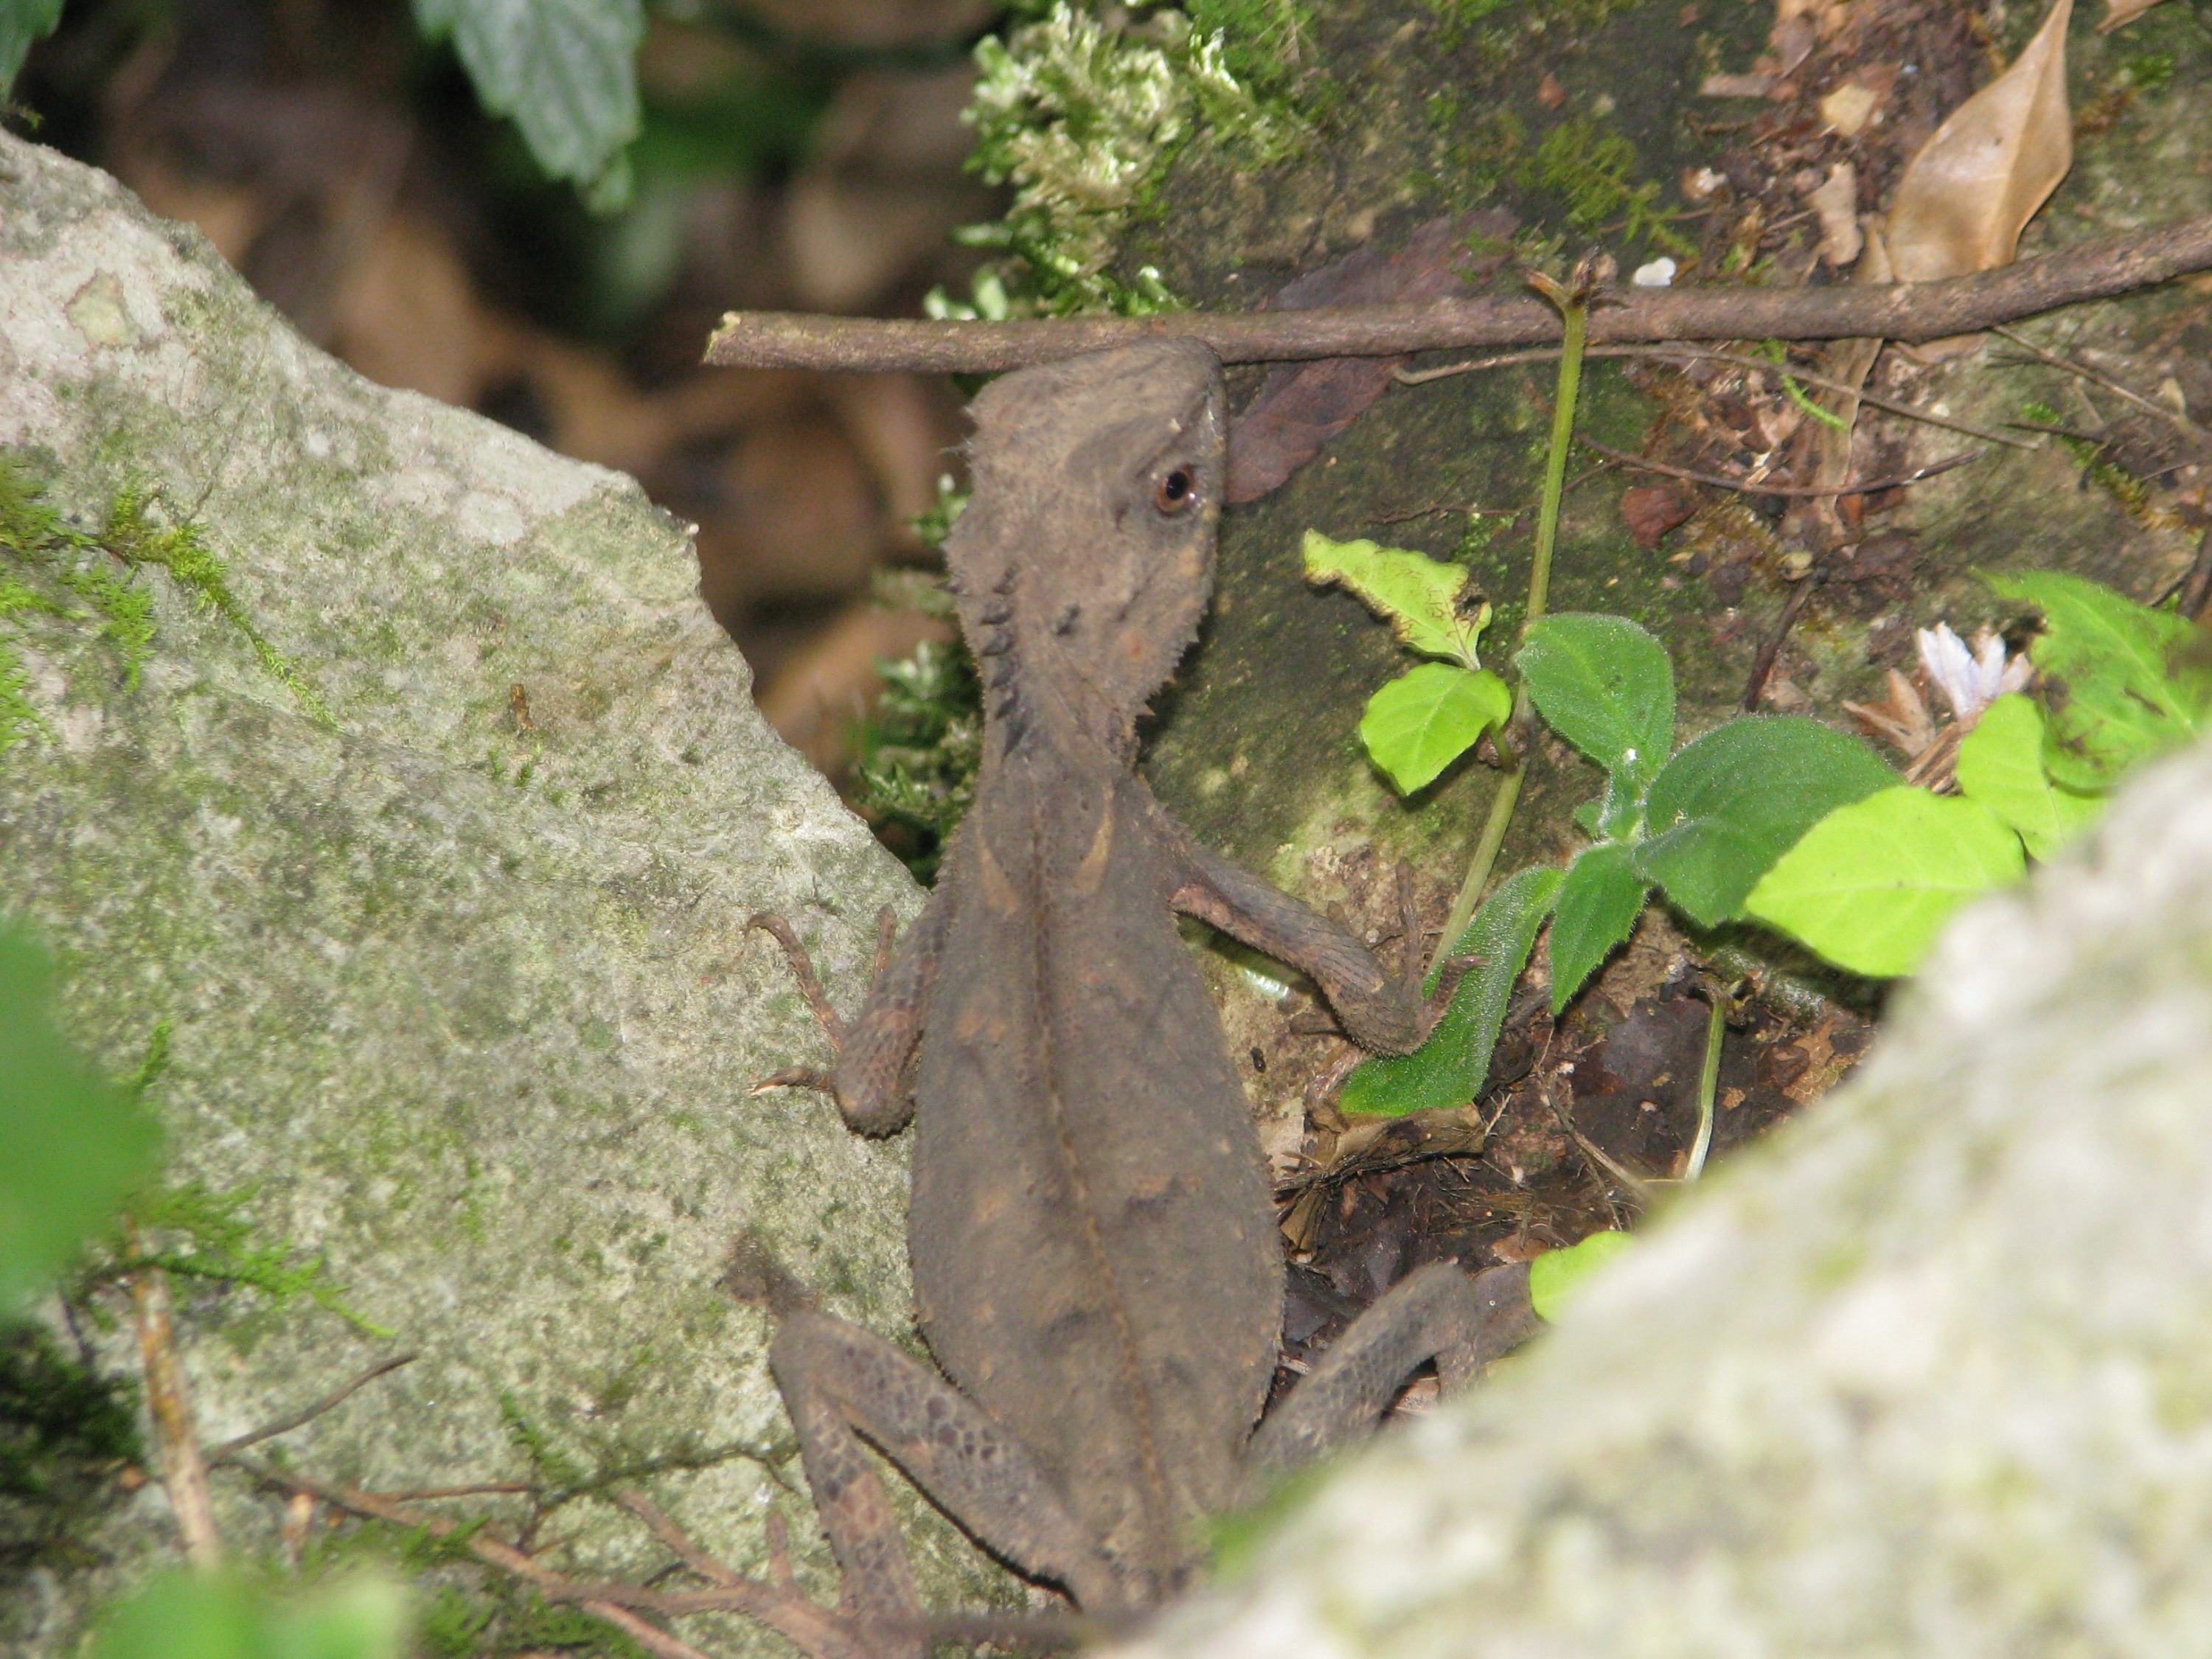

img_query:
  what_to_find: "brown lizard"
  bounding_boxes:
[750,339,1535,1655]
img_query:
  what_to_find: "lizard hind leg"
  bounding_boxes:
[765,1304,1129,1629]
[1239,1262,1538,1495]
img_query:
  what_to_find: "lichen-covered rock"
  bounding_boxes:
[0,131,1002,1653]
[1121,731,2212,1657]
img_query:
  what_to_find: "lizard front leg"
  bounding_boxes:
[751,884,953,1136]
[1164,827,1423,1056]
[1239,1261,1537,1491]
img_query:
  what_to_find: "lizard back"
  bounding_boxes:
[908,757,1280,1600]
[907,338,1274,1599]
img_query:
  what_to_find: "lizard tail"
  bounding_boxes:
[723,1231,820,1318]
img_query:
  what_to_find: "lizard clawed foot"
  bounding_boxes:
[748,911,850,1048]
[750,1065,837,1096]
[748,905,924,1136]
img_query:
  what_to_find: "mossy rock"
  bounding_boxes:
[0,131,1011,1655]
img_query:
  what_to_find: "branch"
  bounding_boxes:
[1576,437,1986,497]
[231,1459,873,1659]
[125,1221,222,1569]
[704,213,2212,372]
[204,1353,416,1461]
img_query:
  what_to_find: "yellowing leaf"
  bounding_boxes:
[1303,530,1489,668]
[1887,0,2073,289]
[1745,786,2025,977]
[2097,0,2170,31]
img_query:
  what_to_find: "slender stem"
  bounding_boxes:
[1427,701,1527,981]
[1427,285,1587,978]
[1685,995,1726,1182]
[1526,293,1585,633]
[125,1220,222,1570]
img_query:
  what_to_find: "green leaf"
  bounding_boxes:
[1637,716,1897,926]
[1548,842,1649,1014]
[0,0,65,92]
[411,0,643,195]
[1744,786,2026,977]
[1339,866,1563,1117]
[1987,569,2212,792]
[1303,530,1489,668]
[1514,613,1674,830]
[0,925,161,1310]
[1528,1229,1635,1321]
[1357,663,1512,794]
[92,1570,409,1659]
[1954,694,2105,860]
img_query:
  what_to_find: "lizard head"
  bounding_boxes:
[945,338,1227,753]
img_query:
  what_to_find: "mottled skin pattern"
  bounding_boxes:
[761,341,1534,1653]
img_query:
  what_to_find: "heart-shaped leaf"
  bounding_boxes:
[1637,716,1898,926]
[1357,663,1512,794]
[1515,613,1674,834]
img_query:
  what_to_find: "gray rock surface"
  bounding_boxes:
[1123,734,2212,1657]
[0,131,1006,1652]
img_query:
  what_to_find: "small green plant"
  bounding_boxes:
[851,641,984,886]
[1518,114,1691,255]
[1335,610,1895,1116]
[116,1180,393,1340]
[1301,531,1512,793]
[1745,572,2202,975]
[959,3,1307,314]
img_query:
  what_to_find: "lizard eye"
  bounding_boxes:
[1154,467,1196,515]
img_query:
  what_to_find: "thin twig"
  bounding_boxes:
[1579,437,1985,498]
[2162,519,2212,622]
[205,1354,417,1460]
[1548,1088,1653,1203]
[232,1459,872,1659]
[703,212,2212,369]
[1990,324,2211,445]
[125,1220,222,1569]
[1402,343,2037,450]
[1742,571,1826,712]
[613,1489,747,1587]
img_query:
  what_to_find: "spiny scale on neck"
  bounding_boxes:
[971,566,1027,755]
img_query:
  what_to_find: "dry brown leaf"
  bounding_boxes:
[1818,79,1880,136]
[1887,0,2074,287]
[1806,162,1863,267]
[1621,482,1695,549]
[1225,213,1512,503]
[2098,0,2171,31]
